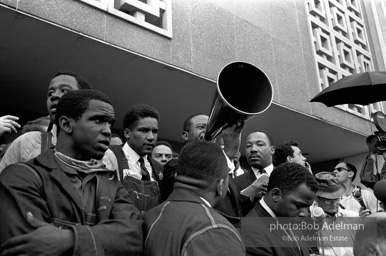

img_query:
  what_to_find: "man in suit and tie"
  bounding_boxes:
[241,162,319,256]
[234,130,275,213]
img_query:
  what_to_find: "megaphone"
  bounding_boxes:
[205,62,274,141]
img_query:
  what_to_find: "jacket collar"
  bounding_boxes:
[34,149,62,170]
[33,149,118,216]
[167,185,208,206]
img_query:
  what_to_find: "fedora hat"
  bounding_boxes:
[315,172,346,199]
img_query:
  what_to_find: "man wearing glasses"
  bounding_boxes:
[313,172,358,256]
[333,162,380,215]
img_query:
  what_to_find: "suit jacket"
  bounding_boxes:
[109,145,163,184]
[242,201,310,256]
[234,169,257,214]
[234,168,256,192]
[215,174,244,224]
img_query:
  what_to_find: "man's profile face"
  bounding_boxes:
[71,99,115,160]
[183,115,208,143]
[275,183,316,218]
[151,145,172,165]
[126,117,158,156]
[245,132,274,169]
[47,75,79,121]
[333,162,351,183]
[289,146,307,166]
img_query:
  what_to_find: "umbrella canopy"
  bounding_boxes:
[310,71,386,107]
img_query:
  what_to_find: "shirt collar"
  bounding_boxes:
[260,197,277,219]
[252,164,274,177]
[122,142,148,163]
[224,152,235,174]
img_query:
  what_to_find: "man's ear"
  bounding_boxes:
[58,116,73,134]
[348,171,354,179]
[124,128,130,139]
[271,188,282,202]
[216,178,225,197]
[287,156,293,162]
[270,146,275,155]
[181,131,189,142]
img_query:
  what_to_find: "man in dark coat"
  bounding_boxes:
[0,90,143,255]
[143,141,245,256]
[162,113,244,226]
[241,162,319,256]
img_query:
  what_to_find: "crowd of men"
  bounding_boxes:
[0,70,385,256]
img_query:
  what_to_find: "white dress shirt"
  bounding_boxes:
[251,164,274,179]
[122,142,154,181]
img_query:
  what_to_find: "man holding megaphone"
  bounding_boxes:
[161,113,245,227]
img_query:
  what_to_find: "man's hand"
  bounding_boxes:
[305,162,312,173]
[250,182,268,202]
[222,121,244,160]
[0,115,20,137]
[0,212,74,256]
[358,207,371,218]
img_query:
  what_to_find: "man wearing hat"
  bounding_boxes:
[313,172,358,256]
[314,172,358,217]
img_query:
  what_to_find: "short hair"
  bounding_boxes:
[248,130,274,146]
[183,113,207,132]
[177,141,227,187]
[55,90,113,132]
[267,162,319,196]
[122,104,160,130]
[52,70,91,90]
[155,141,173,151]
[340,161,357,181]
[273,140,299,166]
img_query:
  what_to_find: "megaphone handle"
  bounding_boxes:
[212,121,239,141]
[208,126,226,142]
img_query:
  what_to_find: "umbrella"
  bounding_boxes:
[310,71,386,107]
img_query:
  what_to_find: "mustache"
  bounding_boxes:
[249,153,260,159]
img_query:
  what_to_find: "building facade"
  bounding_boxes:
[0,0,385,179]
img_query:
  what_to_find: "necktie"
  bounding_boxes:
[259,168,267,175]
[138,157,150,181]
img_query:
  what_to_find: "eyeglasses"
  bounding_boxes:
[318,197,342,205]
[334,167,349,172]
